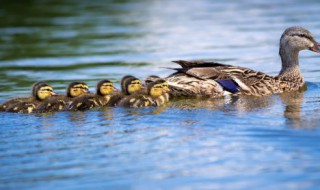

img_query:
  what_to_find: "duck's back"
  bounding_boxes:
[166,60,286,97]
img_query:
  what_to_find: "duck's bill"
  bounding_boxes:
[309,42,320,53]
[162,89,170,93]
[51,92,57,96]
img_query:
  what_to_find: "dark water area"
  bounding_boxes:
[1,0,320,189]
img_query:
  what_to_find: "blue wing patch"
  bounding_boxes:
[216,79,239,93]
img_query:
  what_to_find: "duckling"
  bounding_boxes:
[68,80,119,111]
[35,81,89,113]
[1,81,45,111]
[121,75,143,95]
[144,75,171,102]
[3,82,56,113]
[159,79,171,102]
[118,79,169,108]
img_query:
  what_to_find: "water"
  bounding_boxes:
[1,0,320,189]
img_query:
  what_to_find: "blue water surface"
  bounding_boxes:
[1,0,320,189]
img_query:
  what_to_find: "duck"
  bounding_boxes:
[118,79,170,108]
[2,81,56,113]
[67,80,118,111]
[34,81,89,113]
[165,26,320,98]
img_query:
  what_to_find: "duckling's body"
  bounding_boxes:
[3,82,56,113]
[5,102,38,113]
[68,80,119,111]
[165,27,320,98]
[118,93,155,107]
[35,95,67,113]
[118,79,170,108]
[35,82,89,113]
[0,97,32,112]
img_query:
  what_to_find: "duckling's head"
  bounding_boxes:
[97,80,115,96]
[122,76,143,95]
[121,75,135,93]
[147,79,168,98]
[144,75,160,86]
[32,81,56,100]
[67,81,89,97]
[161,80,171,92]
[280,26,320,55]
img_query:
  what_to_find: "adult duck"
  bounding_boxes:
[165,27,320,97]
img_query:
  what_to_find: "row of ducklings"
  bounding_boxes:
[0,75,170,114]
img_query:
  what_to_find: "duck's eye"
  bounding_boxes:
[293,33,312,41]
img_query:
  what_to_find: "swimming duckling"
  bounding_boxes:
[144,75,171,102]
[3,82,56,113]
[118,79,169,108]
[121,75,144,95]
[35,81,89,113]
[1,81,45,111]
[68,80,119,111]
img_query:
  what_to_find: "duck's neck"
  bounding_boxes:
[278,46,304,82]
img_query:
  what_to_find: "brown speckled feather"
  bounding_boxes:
[166,60,305,97]
[34,95,69,113]
[0,97,33,111]
[5,99,39,113]
[117,93,156,108]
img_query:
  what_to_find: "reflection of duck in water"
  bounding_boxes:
[279,89,305,128]
[1,82,56,113]
[165,27,320,98]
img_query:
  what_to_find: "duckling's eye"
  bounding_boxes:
[40,87,53,92]
[102,84,113,87]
